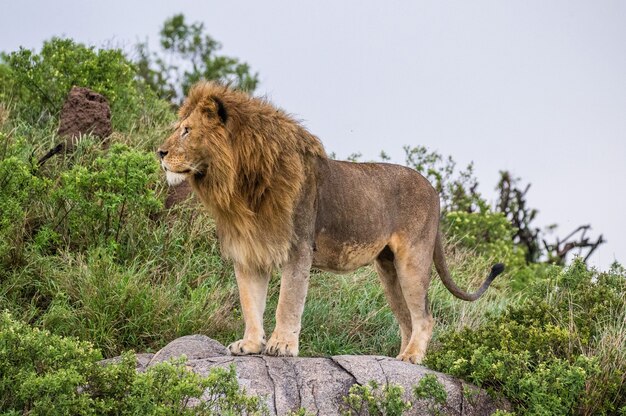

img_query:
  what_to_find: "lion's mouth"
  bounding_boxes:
[161,163,192,175]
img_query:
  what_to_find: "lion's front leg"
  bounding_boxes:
[228,264,270,356]
[265,243,312,357]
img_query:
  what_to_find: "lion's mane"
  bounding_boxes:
[181,83,327,272]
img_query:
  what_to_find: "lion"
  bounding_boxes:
[157,82,504,364]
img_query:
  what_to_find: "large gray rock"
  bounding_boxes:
[113,336,510,415]
[148,334,228,365]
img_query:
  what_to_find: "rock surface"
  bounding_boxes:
[116,335,509,415]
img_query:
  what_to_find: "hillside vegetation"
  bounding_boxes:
[0,24,624,415]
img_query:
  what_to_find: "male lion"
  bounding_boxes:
[157,82,504,364]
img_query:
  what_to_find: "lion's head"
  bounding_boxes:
[157,82,326,271]
[158,84,234,206]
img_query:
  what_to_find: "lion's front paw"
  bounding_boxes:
[396,351,424,365]
[228,338,265,356]
[264,334,299,357]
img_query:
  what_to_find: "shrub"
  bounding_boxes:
[426,260,626,415]
[341,376,452,416]
[1,37,171,131]
[0,136,163,264]
[0,132,50,265]
[342,380,411,416]
[0,312,268,415]
[444,210,526,272]
[48,143,162,253]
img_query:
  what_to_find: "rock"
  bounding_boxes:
[99,353,154,372]
[165,180,195,209]
[104,335,510,415]
[148,334,228,365]
[39,86,112,165]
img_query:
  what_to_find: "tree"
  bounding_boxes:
[136,14,259,103]
[495,171,605,265]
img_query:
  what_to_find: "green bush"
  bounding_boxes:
[0,132,50,265]
[0,135,162,265]
[342,381,411,416]
[1,37,170,131]
[341,375,451,416]
[48,143,162,253]
[0,312,268,415]
[444,210,526,271]
[426,260,626,415]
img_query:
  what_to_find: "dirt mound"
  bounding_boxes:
[39,86,112,165]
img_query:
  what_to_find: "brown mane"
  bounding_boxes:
[181,82,327,272]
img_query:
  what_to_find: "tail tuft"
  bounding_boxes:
[490,263,505,278]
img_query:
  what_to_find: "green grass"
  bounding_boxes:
[1,89,624,414]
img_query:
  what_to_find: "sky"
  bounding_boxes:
[1,1,624,269]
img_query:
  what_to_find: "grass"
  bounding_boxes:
[0,105,523,358]
[1,94,624,414]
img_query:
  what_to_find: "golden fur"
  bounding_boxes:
[160,83,325,272]
[157,82,503,363]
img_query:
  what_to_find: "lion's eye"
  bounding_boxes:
[182,126,190,137]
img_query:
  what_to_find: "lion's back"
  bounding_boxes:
[315,159,438,236]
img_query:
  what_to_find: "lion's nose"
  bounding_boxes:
[157,149,168,159]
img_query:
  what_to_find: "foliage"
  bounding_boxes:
[136,14,259,102]
[0,312,268,415]
[48,143,162,253]
[426,260,626,415]
[342,381,412,416]
[0,131,162,265]
[1,37,170,131]
[444,210,526,271]
[0,133,50,265]
[399,146,605,268]
[341,376,452,416]
[412,375,449,415]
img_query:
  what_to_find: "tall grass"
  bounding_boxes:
[1,91,624,414]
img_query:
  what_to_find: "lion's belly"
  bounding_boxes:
[311,231,387,273]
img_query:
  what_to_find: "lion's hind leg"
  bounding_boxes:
[374,247,413,354]
[391,242,434,365]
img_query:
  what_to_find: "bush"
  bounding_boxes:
[1,37,171,131]
[0,132,50,265]
[0,312,268,415]
[0,135,162,266]
[341,375,451,416]
[48,143,162,253]
[444,210,526,272]
[426,260,626,415]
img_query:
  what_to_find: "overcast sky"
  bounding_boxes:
[2,1,624,269]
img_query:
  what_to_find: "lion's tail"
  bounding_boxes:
[433,230,504,301]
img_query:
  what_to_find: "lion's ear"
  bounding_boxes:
[203,96,228,124]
